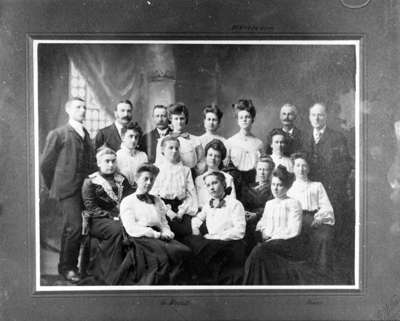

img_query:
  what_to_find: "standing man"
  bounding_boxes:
[94,100,133,152]
[303,102,352,236]
[278,103,303,155]
[139,104,171,163]
[40,97,96,282]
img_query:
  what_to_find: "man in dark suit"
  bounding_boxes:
[40,97,96,282]
[94,100,133,152]
[139,104,171,163]
[303,102,352,237]
[279,103,303,155]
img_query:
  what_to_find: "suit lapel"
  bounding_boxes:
[112,123,121,139]
[317,127,330,146]
[67,124,84,142]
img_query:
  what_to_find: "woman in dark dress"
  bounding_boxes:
[243,165,304,285]
[182,171,246,285]
[117,163,191,285]
[81,146,134,284]
[241,156,275,254]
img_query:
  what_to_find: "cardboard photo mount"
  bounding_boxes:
[2,1,398,320]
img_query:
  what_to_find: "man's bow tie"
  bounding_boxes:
[171,132,190,139]
[136,193,155,204]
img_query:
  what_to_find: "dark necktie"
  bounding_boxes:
[171,132,190,139]
[136,193,155,204]
[209,198,226,209]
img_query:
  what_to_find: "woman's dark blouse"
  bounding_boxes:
[82,173,134,218]
[240,182,273,215]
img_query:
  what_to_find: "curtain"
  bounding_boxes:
[38,44,70,151]
[66,44,175,127]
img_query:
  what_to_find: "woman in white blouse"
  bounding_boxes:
[195,139,236,209]
[266,128,293,172]
[225,99,264,197]
[243,165,304,285]
[151,136,198,239]
[116,121,148,187]
[198,105,226,149]
[119,163,191,285]
[183,171,246,285]
[287,152,335,272]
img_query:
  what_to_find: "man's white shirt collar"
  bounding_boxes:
[69,119,85,138]
[114,121,124,137]
[313,125,326,135]
[282,127,294,135]
[157,128,169,137]
[313,125,326,143]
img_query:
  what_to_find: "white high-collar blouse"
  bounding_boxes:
[270,154,293,172]
[195,170,236,208]
[256,197,302,240]
[191,197,246,241]
[120,193,172,238]
[287,180,335,225]
[116,146,148,186]
[225,133,263,171]
[151,161,198,216]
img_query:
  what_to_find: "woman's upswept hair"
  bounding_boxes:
[204,139,227,169]
[168,102,189,124]
[232,99,256,120]
[272,164,295,189]
[266,128,290,156]
[290,152,310,165]
[203,105,223,123]
[121,121,143,138]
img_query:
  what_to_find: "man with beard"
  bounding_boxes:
[94,100,133,152]
[139,104,171,163]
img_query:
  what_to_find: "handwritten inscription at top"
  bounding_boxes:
[231,24,274,32]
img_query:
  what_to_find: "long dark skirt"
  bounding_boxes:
[86,217,125,285]
[112,237,191,285]
[243,235,305,285]
[302,211,335,273]
[224,163,256,202]
[182,235,246,285]
[162,198,193,239]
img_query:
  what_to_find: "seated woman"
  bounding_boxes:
[225,99,264,199]
[266,128,293,172]
[151,136,198,239]
[195,139,236,209]
[241,156,275,216]
[116,121,148,187]
[183,171,246,285]
[241,156,275,254]
[287,152,335,273]
[81,146,134,284]
[118,163,191,285]
[243,165,303,285]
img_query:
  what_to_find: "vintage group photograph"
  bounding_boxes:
[34,40,360,290]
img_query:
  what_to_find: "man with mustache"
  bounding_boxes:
[139,104,171,163]
[94,100,133,152]
[277,103,303,156]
